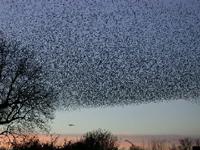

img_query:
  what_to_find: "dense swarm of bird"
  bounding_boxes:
[0,0,200,108]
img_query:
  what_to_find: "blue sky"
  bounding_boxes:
[1,0,200,136]
[52,100,200,135]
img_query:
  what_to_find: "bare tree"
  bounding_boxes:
[0,36,58,136]
[178,138,193,150]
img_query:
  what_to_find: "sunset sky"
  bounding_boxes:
[1,0,200,137]
[52,100,200,135]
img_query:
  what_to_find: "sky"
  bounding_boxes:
[0,0,200,135]
[52,100,200,135]
[0,0,199,108]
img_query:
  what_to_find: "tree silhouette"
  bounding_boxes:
[82,129,118,150]
[0,36,58,136]
[63,129,118,150]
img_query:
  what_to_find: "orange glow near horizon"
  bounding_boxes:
[0,134,183,149]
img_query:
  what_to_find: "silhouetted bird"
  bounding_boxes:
[68,124,75,127]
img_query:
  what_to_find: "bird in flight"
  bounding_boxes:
[68,124,75,127]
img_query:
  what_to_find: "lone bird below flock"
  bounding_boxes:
[68,124,75,127]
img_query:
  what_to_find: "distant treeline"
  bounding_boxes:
[0,129,200,150]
